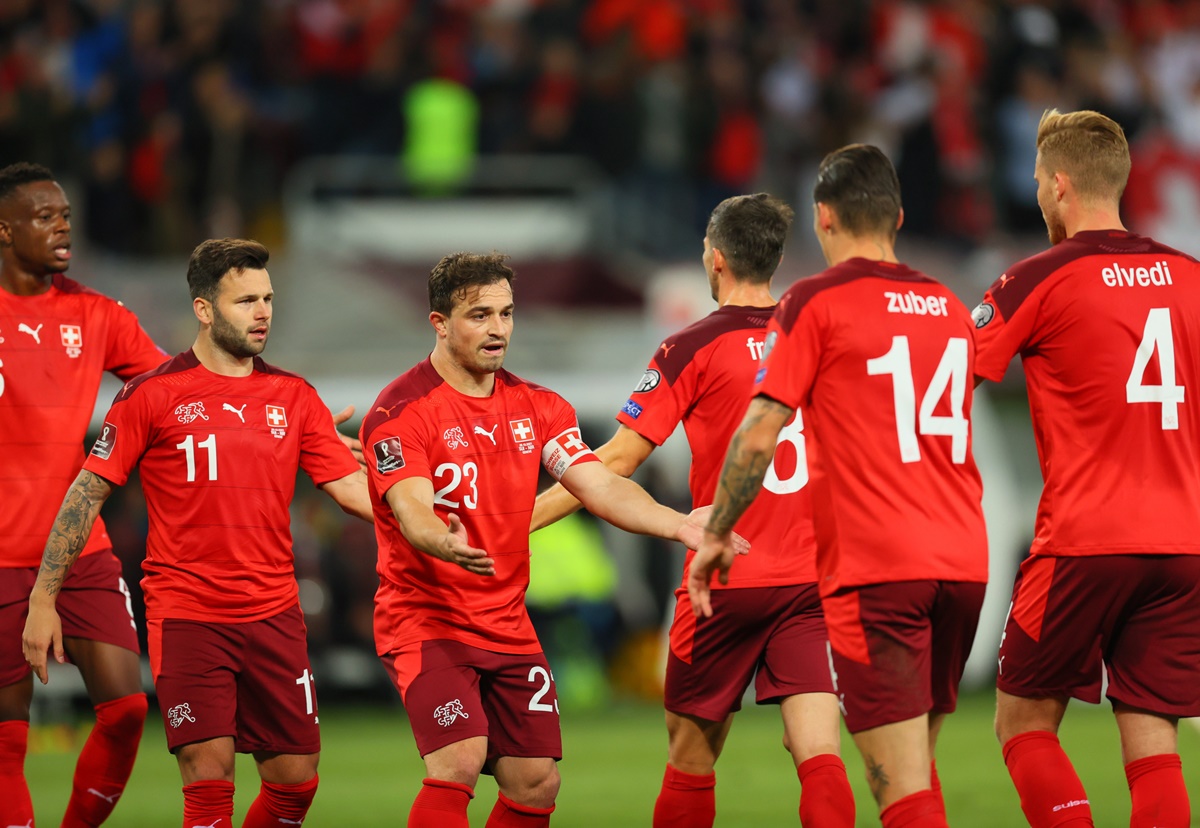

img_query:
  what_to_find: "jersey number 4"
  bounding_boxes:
[867,336,969,464]
[1127,307,1184,430]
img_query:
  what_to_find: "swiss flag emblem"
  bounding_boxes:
[509,418,535,443]
[60,325,82,347]
[266,405,288,428]
[559,428,588,456]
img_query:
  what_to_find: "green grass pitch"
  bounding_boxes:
[25,691,1200,826]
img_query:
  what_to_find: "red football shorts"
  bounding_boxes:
[383,639,562,768]
[998,554,1200,717]
[822,580,985,734]
[148,603,320,754]
[0,551,139,687]
[666,584,833,722]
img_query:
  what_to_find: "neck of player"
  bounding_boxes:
[719,277,775,308]
[0,261,55,296]
[193,333,255,377]
[822,234,899,268]
[1065,203,1126,239]
[431,345,495,397]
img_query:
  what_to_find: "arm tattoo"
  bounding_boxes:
[865,754,890,802]
[37,470,113,597]
[707,400,788,536]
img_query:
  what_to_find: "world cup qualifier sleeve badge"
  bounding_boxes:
[373,436,405,473]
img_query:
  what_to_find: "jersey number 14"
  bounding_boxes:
[867,336,969,464]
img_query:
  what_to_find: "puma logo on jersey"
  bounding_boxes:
[17,322,42,343]
[222,403,247,422]
[87,788,121,804]
[885,291,950,317]
[375,403,398,416]
[659,342,675,358]
[998,273,1014,289]
[474,424,498,445]
[1101,260,1173,288]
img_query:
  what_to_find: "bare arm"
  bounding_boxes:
[319,469,374,522]
[384,478,494,576]
[23,469,115,683]
[688,396,793,617]
[531,425,656,532]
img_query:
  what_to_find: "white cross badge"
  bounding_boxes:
[266,405,288,438]
[60,324,82,358]
[509,418,536,454]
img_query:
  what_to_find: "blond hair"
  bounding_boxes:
[1036,109,1131,202]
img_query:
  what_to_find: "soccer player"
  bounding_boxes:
[531,193,854,827]
[362,252,741,828]
[691,145,988,828]
[974,109,1200,828]
[22,238,373,828]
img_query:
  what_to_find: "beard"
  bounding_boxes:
[1043,209,1067,245]
[211,307,267,359]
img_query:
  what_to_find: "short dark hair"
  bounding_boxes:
[0,162,55,203]
[428,252,515,315]
[187,238,270,302]
[706,193,794,282]
[812,144,901,239]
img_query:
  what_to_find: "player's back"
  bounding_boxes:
[758,258,987,594]
[975,230,1200,556]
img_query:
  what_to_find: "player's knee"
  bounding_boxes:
[94,692,148,737]
[508,762,560,808]
[176,746,236,783]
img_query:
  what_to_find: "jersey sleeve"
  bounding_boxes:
[538,394,600,481]
[615,352,695,445]
[753,297,822,409]
[364,407,433,502]
[81,382,154,487]
[971,279,1041,383]
[299,386,361,486]
[104,300,169,380]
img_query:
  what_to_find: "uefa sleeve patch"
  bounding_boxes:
[633,369,660,393]
[90,422,118,460]
[755,367,767,384]
[621,399,643,419]
[373,437,405,474]
[541,427,594,480]
[972,302,995,328]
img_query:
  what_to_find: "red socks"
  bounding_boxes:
[242,775,319,828]
[408,777,474,828]
[797,753,855,827]
[652,765,716,828]
[0,721,33,828]
[181,779,234,828]
[484,791,555,827]
[1002,731,1093,827]
[1126,753,1190,828]
[880,789,946,828]
[62,692,147,827]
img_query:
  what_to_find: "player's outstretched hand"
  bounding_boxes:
[440,514,496,577]
[331,405,366,469]
[678,506,750,557]
[687,530,738,619]
[22,599,64,685]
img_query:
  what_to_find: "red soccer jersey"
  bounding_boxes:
[754,258,988,595]
[616,305,817,590]
[82,350,359,623]
[364,358,600,656]
[0,275,165,568]
[974,230,1200,557]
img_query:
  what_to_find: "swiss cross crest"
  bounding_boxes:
[509,418,536,454]
[59,324,82,358]
[266,405,287,438]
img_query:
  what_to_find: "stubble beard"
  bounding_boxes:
[211,309,267,359]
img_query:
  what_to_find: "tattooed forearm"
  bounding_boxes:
[35,470,113,598]
[865,754,890,803]
[707,397,792,536]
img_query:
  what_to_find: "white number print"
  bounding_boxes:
[295,668,316,716]
[118,577,136,630]
[433,462,479,509]
[0,356,5,398]
[527,666,559,714]
[1127,307,1185,430]
[867,336,969,464]
[762,411,808,495]
[176,434,218,482]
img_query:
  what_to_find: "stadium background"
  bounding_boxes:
[7,0,1200,824]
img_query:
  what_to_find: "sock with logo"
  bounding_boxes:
[0,720,34,828]
[408,778,473,828]
[880,789,947,828]
[61,692,148,827]
[1126,753,1190,828]
[652,764,716,828]
[929,760,946,819]
[182,779,235,828]
[242,775,319,828]
[797,753,855,827]
[1002,731,1094,827]
[484,791,555,827]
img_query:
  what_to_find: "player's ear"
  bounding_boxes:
[711,246,726,274]
[0,215,11,246]
[815,202,835,235]
[895,207,905,233]
[193,296,212,325]
[1054,171,1069,202]
[429,310,448,337]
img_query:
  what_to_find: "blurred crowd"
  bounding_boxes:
[3,0,1200,256]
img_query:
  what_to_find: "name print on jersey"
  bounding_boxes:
[885,290,951,317]
[1101,260,1173,288]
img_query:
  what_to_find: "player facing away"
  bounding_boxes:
[692,145,989,828]
[531,194,854,827]
[22,238,374,828]
[0,162,166,827]
[975,109,1200,828]
[362,253,742,828]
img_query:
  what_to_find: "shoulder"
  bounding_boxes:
[775,262,880,329]
[361,360,443,438]
[252,358,317,390]
[115,351,196,402]
[497,368,571,408]
[653,306,773,382]
[52,275,140,316]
